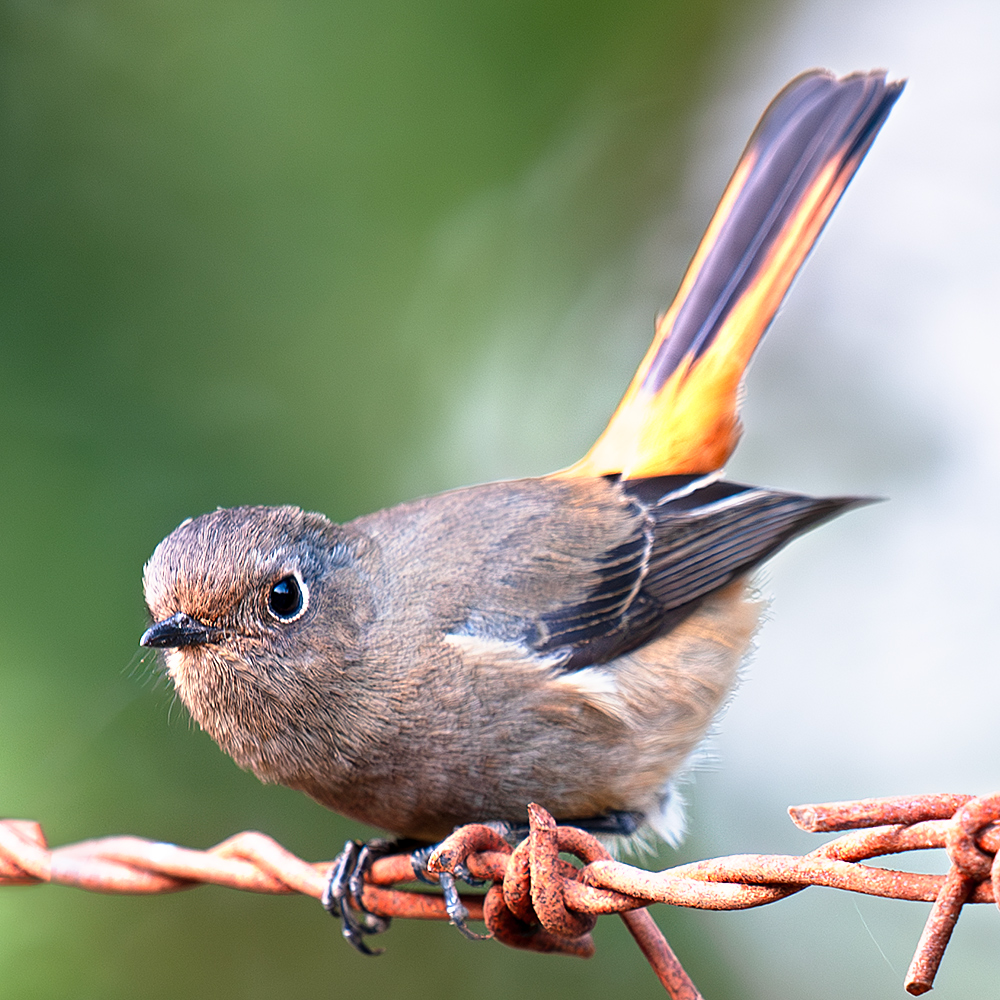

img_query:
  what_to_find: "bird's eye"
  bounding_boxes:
[267,574,306,622]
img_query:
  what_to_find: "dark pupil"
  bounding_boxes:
[269,576,302,619]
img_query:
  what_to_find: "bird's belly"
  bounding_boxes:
[296,577,762,842]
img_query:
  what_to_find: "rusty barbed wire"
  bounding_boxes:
[2,792,997,998]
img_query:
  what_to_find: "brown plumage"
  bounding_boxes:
[141,70,902,845]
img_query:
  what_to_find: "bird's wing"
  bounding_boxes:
[447,477,863,672]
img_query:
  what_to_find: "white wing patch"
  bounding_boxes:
[443,631,567,671]
[443,631,630,723]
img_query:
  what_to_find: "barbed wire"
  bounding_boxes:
[2,791,996,998]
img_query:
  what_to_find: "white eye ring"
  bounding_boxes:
[266,572,309,623]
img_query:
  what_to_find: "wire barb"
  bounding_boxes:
[2,791,997,998]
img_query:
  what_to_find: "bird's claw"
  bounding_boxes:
[438,870,489,940]
[322,840,391,955]
[324,835,492,950]
[410,842,490,939]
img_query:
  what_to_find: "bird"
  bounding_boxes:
[141,70,902,863]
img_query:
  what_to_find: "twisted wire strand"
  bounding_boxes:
[3,791,997,998]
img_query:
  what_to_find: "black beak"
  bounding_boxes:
[140,612,223,649]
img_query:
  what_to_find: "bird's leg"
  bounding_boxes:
[322,839,395,954]
[438,870,489,940]
[409,839,495,941]
[323,814,640,952]
[569,810,644,836]
[410,812,642,941]
[480,811,644,842]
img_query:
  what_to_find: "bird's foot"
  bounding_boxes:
[322,839,395,955]
[323,814,636,952]
[569,810,643,836]
[409,843,490,940]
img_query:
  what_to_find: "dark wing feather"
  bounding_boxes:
[532,478,867,670]
[644,489,860,607]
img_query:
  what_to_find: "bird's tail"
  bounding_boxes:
[557,69,904,482]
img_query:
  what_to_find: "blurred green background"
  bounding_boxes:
[2,0,998,997]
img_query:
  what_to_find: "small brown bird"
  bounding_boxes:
[141,71,902,855]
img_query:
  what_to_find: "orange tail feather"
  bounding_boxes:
[557,69,903,481]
